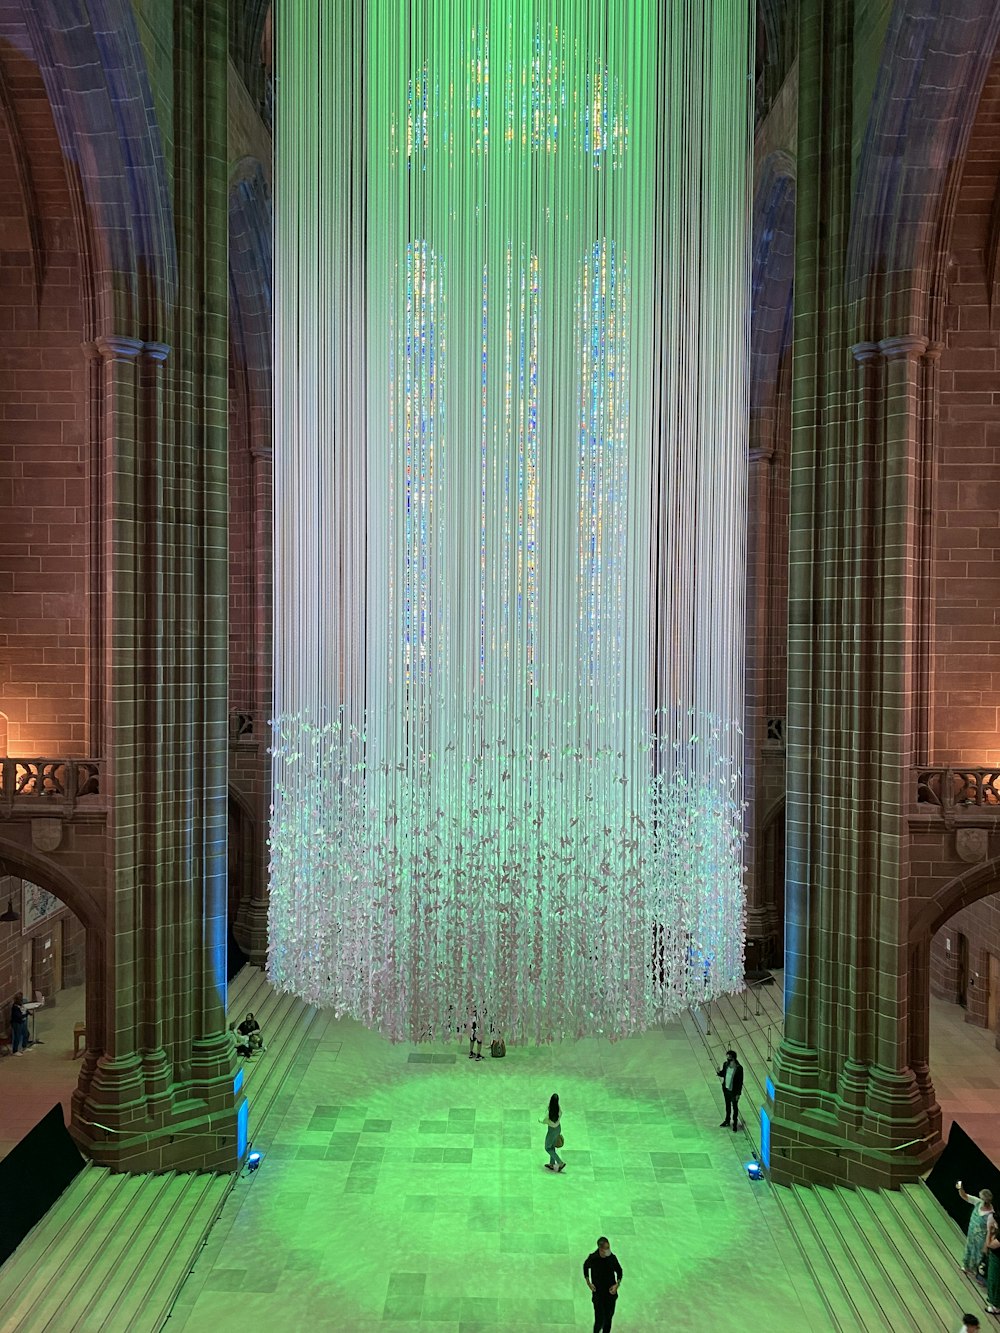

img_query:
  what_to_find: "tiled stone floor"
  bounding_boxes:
[930,993,1000,1164]
[167,1012,825,1332]
[5,984,1000,1329]
[0,982,85,1160]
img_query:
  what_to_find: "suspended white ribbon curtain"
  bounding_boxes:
[272,0,750,1042]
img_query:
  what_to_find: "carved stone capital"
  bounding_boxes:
[142,341,171,364]
[923,340,945,364]
[92,334,144,363]
[850,340,881,365]
[878,334,929,361]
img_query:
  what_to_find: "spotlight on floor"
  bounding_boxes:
[247,1151,262,1173]
[745,1160,763,1181]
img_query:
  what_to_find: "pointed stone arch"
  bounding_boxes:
[905,855,1000,1146]
[0,837,103,934]
[910,855,1000,947]
[847,0,1000,339]
[10,0,177,342]
[0,834,106,1129]
[750,151,795,460]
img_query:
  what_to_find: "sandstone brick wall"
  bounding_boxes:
[0,45,89,756]
[931,57,1000,765]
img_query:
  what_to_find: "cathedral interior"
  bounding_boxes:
[3,2,1000,1330]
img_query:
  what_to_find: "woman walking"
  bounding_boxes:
[957,1180,994,1279]
[540,1093,565,1173]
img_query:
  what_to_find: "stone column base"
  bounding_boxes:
[71,1093,247,1173]
[71,1048,248,1172]
[764,1087,941,1190]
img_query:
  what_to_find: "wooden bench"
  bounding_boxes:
[73,1022,86,1057]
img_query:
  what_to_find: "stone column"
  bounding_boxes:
[744,442,774,966]
[764,0,939,1189]
[240,437,272,967]
[766,327,941,1186]
[71,0,245,1172]
[73,333,149,1139]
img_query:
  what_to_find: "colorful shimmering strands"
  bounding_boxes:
[272,0,751,1043]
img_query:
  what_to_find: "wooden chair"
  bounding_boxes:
[73,1022,86,1057]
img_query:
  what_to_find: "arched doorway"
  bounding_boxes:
[750,795,785,971]
[0,852,94,1160]
[911,858,1000,1165]
[227,788,257,975]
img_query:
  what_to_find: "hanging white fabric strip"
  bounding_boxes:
[272,0,751,1042]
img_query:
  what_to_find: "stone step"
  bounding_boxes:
[240,991,318,1142]
[792,1184,899,1329]
[65,1170,216,1331]
[836,1185,954,1330]
[900,1180,968,1250]
[896,1181,985,1304]
[0,1167,110,1322]
[93,1171,227,1333]
[227,963,272,1025]
[866,1185,975,1327]
[770,1184,872,1331]
[109,1173,231,1332]
[27,1178,180,1333]
[0,981,318,1333]
[811,1185,921,1331]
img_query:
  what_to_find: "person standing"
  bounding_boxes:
[956,1180,993,1278]
[583,1236,623,1333]
[467,1010,484,1061]
[539,1092,565,1172]
[10,992,28,1054]
[985,1211,1000,1316]
[959,1315,981,1332]
[717,1049,744,1131]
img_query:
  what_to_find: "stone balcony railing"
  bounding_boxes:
[914,766,1000,815]
[0,758,103,817]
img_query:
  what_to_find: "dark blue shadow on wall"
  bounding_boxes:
[0,1103,85,1266]
[227,922,248,982]
[926,1120,1000,1232]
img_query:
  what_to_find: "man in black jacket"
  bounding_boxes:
[10,992,28,1053]
[717,1049,744,1131]
[583,1236,622,1333]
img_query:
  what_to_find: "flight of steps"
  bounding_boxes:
[770,1178,987,1332]
[0,1166,230,1333]
[227,963,320,1146]
[687,978,988,1330]
[686,973,784,1114]
[0,967,317,1333]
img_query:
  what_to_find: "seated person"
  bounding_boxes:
[237,1011,262,1055]
[229,1021,250,1059]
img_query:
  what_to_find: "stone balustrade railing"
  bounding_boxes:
[914,766,1000,813]
[0,758,103,817]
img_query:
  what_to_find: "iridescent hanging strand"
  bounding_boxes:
[272,0,751,1043]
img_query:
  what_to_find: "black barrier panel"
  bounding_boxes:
[926,1120,1000,1235]
[0,1103,85,1267]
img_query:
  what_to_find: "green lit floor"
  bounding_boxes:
[168,1010,830,1332]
